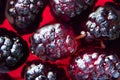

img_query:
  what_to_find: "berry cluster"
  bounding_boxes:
[0,0,120,80]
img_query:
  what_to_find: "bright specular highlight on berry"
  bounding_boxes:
[25,64,56,80]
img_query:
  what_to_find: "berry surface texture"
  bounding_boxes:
[1,0,120,80]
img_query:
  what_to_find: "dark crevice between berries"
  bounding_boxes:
[0,73,13,80]
[113,0,120,3]
[12,17,42,35]
[105,2,120,10]
[0,0,7,24]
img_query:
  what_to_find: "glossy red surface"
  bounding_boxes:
[0,0,114,80]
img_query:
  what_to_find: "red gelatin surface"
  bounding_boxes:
[0,0,118,80]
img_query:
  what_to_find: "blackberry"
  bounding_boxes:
[84,5,120,41]
[49,0,96,22]
[0,28,29,72]
[22,60,68,80]
[5,0,47,34]
[30,23,79,61]
[68,46,120,80]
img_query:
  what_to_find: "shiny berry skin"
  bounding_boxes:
[22,60,68,80]
[0,28,29,72]
[30,23,79,61]
[68,47,120,80]
[49,0,96,22]
[5,0,47,34]
[85,6,120,41]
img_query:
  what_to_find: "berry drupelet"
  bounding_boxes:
[22,60,68,80]
[49,0,96,22]
[0,28,29,72]
[5,0,47,34]
[68,46,120,80]
[30,23,79,61]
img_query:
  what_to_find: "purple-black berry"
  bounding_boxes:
[0,28,29,72]
[83,5,120,42]
[5,0,47,34]
[49,0,96,22]
[68,46,120,80]
[30,23,79,61]
[22,60,68,80]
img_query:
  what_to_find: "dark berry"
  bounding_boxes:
[22,60,68,80]
[0,28,29,72]
[30,23,79,61]
[68,47,120,80]
[84,6,120,42]
[5,0,47,34]
[49,0,96,22]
